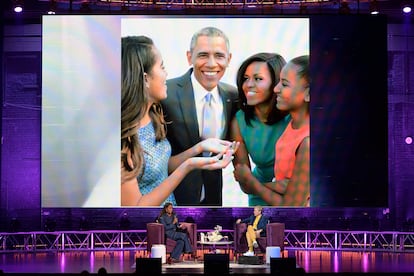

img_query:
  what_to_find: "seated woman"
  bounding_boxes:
[158,202,194,263]
[235,205,269,256]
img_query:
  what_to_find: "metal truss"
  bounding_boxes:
[0,230,147,252]
[97,0,331,6]
[284,230,414,252]
[1,229,413,253]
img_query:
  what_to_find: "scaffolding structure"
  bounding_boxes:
[1,229,413,253]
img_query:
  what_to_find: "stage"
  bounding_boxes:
[1,249,414,275]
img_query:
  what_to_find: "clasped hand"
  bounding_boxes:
[198,138,236,154]
[190,139,240,170]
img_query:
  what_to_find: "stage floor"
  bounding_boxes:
[0,249,414,274]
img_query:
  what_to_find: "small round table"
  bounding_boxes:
[199,240,233,254]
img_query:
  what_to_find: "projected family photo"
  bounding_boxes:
[120,17,310,207]
[41,16,309,208]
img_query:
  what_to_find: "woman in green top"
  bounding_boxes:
[230,52,290,206]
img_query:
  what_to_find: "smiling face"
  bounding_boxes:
[186,35,231,91]
[253,207,262,216]
[242,61,273,107]
[274,62,309,111]
[165,203,173,215]
[145,46,168,103]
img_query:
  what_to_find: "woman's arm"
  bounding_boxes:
[229,117,258,194]
[159,215,177,231]
[230,117,251,168]
[167,138,234,173]
[263,179,289,195]
[121,176,142,206]
[233,163,284,205]
[121,150,235,206]
[263,137,310,205]
[239,136,310,206]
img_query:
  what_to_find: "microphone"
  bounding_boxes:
[173,213,178,224]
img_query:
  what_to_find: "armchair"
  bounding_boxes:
[234,222,285,258]
[146,222,198,259]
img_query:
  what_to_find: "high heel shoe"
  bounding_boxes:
[184,251,198,261]
[167,257,179,264]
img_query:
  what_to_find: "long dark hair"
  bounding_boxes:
[158,202,175,220]
[131,36,167,142]
[121,36,169,184]
[290,55,310,85]
[290,55,310,113]
[121,36,150,183]
[236,52,288,126]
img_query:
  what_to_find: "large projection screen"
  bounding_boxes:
[42,14,389,209]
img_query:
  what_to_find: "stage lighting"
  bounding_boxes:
[369,0,379,15]
[339,217,351,230]
[44,218,57,232]
[402,1,412,14]
[299,3,308,15]
[119,212,130,230]
[404,218,414,231]
[338,1,351,14]
[80,216,90,231]
[10,218,20,232]
[299,217,309,230]
[371,218,380,231]
[13,0,23,13]
[47,0,57,14]
[121,4,129,13]
[80,1,92,13]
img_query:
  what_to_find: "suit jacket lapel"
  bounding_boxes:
[176,69,201,144]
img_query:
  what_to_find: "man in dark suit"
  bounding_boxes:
[161,26,238,206]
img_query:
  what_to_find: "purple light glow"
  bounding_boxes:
[60,252,66,272]
[405,136,413,144]
[333,251,339,273]
[362,253,369,272]
[303,250,310,272]
[119,251,124,272]
[89,251,95,273]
